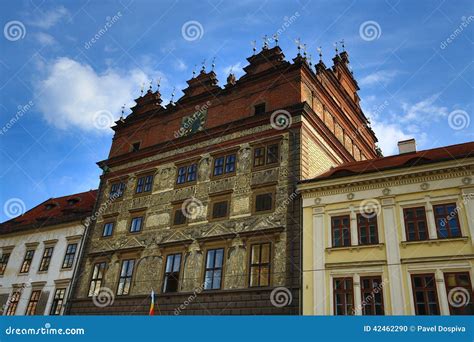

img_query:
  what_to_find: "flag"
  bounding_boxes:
[149,290,155,316]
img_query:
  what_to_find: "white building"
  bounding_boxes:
[0,190,97,315]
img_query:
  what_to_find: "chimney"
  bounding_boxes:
[398,138,416,154]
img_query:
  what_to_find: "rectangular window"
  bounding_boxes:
[49,288,66,315]
[433,203,462,238]
[0,252,10,275]
[131,142,140,152]
[253,143,280,168]
[173,206,187,226]
[5,290,21,316]
[357,214,379,245]
[25,290,41,315]
[117,259,135,296]
[62,243,78,269]
[38,247,54,272]
[404,207,428,241]
[20,250,35,273]
[129,217,143,233]
[213,154,236,176]
[411,274,440,315]
[249,243,271,287]
[109,182,125,198]
[204,249,224,290]
[176,163,197,184]
[255,193,273,213]
[136,174,153,194]
[360,276,384,315]
[102,222,114,237]
[331,215,351,247]
[444,272,474,315]
[334,278,354,315]
[254,103,266,115]
[163,253,181,293]
[88,262,107,297]
[211,200,229,220]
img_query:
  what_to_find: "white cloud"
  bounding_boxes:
[29,6,70,29]
[33,32,57,46]
[370,120,412,156]
[174,59,187,71]
[359,70,398,87]
[400,93,448,122]
[34,57,165,133]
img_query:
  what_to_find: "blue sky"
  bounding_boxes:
[0,0,473,222]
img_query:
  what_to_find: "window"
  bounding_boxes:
[62,243,77,269]
[136,174,154,194]
[38,247,54,272]
[117,259,135,296]
[0,252,10,275]
[357,214,379,245]
[433,203,461,238]
[25,290,41,315]
[331,215,351,247]
[404,207,428,241]
[204,249,224,290]
[20,250,35,273]
[131,142,140,152]
[253,143,279,168]
[129,216,143,233]
[211,200,229,220]
[49,288,66,315]
[5,290,21,315]
[213,154,236,177]
[176,164,197,184]
[102,222,114,237]
[88,262,107,297]
[173,207,187,226]
[411,274,440,315]
[360,276,384,315]
[334,278,354,315]
[163,254,181,293]
[444,272,474,315]
[109,182,125,198]
[249,243,271,287]
[254,193,273,213]
[254,103,266,115]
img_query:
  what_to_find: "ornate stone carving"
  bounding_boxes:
[198,155,211,182]
[251,168,279,186]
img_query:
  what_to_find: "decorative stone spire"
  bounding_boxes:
[226,72,236,88]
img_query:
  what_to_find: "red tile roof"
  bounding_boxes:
[301,141,474,183]
[0,189,98,235]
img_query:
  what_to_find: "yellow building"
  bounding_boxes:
[298,139,474,315]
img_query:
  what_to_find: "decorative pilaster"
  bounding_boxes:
[312,206,326,315]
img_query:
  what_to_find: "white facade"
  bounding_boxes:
[0,222,85,315]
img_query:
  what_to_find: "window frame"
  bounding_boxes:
[162,253,182,293]
[176,162,198,186]
[5,290,21,315]
[211,153,237,179]
[116,259,135,296]
[209,194,231,221]
[135,173,154,195]
[61,243,78,269]
[331,215,351,248]
[253,102,266,115]
[444,272,474,315]
[19,249,35,273]
[248,242,271,288]
[433,203,462,239]
[203,248,225,290]
[411,273,440,315]
[333,277,354,315]
[25,290,41,315]
[172,203,188,227]
[360,276,385,315]
[49,288,66,315]
[109,181,126,199]
[102,221,115,238]
[357,214,379,245]
[88,261,107,297]
[38,246,54,272]
[0,252,11,275]
[251,141,280,170]
[129,215,144,233]
[403,206,429,241]
[252,187,276,215]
